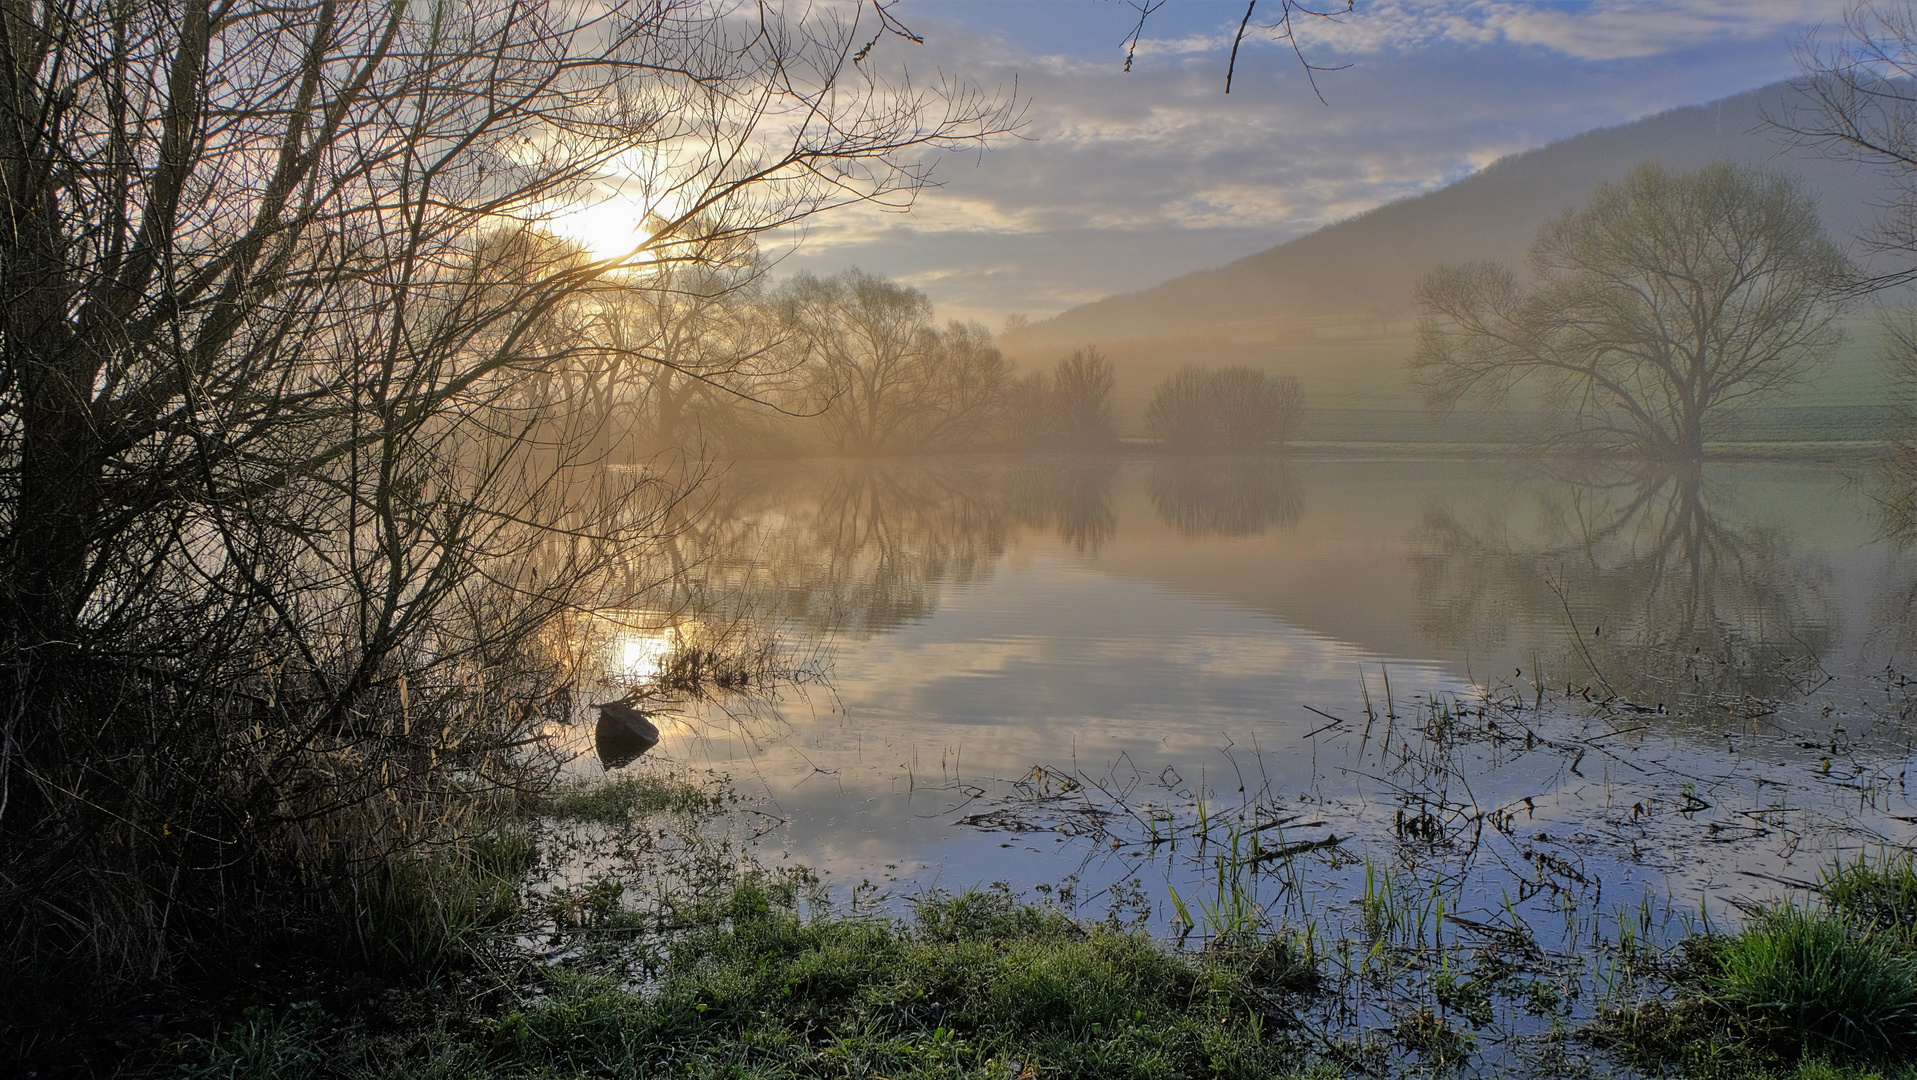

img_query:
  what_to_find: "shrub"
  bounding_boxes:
[1010,347,1119,450]
[1146,365,1303,450]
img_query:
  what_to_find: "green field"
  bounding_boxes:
[1012,312,1900,444]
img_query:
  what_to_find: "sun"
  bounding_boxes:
[542,192,660,264]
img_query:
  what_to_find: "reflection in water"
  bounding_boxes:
[647,461,1119,636]
[1413,464,1832,712]
[1147,457,1303,538]
[1006,462,1117,553]
[1865,447,1917,656]
[607,622,679,683]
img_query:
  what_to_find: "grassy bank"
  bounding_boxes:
[1593,852,1917,1080]
[145,771,1325,1080]
[27,769,1917,1080]
[183,878,1324,1080]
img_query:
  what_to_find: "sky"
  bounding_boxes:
[759,0,1857,328]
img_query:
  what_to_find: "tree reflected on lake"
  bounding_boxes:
[1413,464,1833,714]
[653,461,1119,636]
[1148,457,1303,538]
[1008,462,1118,553]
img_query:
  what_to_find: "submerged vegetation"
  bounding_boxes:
[100,701,1917,1080]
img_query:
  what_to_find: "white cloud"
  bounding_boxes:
[761,0,1847,325]
[1290,1,1848,61]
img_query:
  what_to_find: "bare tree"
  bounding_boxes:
[1146,365,1304,450]
[1010,347,1119,450]
[1412,163,1850,461]
[575,225,790,457]
[1780,2,1917,293]
[0,0,1013,985]
[1105,0,1355,96]
[782,270,1010,454]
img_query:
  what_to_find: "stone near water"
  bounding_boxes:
[594,701,660,769]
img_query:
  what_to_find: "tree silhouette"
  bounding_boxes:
[782,271,1010,454]
[1413,164,1849,460]
[1008,347,1120,450]
[0,0,1013,985]
[1147,366,1304,450]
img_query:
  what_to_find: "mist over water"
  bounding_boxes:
[595,456,1916,932]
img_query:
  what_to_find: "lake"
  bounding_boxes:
[574,456,1910,917]
[547,454,1916,1065]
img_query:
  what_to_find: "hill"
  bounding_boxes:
[1005,81,1900,439]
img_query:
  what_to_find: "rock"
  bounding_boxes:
[594,701,660,769]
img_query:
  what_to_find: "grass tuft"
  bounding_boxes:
[541,772,722,823]
[1708,904,1917,1061]
[1823,851,1917,945]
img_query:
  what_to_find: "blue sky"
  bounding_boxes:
[771,0,1854,326]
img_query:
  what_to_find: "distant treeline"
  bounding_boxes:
[595,265,1303,457]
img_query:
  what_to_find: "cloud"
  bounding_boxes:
[762,1,1844,325]
[1290,1,1847,61]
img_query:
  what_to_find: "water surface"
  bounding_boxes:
[593,457,1913,914]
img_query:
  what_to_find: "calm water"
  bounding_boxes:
[588,454,1917,936]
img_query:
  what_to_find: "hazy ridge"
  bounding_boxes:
[1007,81,1899,435]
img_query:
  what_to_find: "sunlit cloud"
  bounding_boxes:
[764,0,1848,325]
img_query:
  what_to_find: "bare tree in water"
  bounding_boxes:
[1413,164,1849,461]
[0,0,1013,988]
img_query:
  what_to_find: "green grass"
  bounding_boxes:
[1823,851,1917,945]
[1708,905,1917,1061]
[338,824,539,977]
[1593,853,1917,1079]
[186,877,1327,1080]
[541,771,724,823]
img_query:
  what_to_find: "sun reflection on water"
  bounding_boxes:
[595,609,688,685]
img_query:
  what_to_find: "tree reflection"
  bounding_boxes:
[1008,463,1119,554]
[1413,464,1832,712]
[644,462,1120,637]
[1147,458,1303,538]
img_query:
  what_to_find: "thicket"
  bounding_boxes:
[1147,366,1306,450]
[776,270,1013,455]
[0,0,1009,1017]
[1007,347,1122,451]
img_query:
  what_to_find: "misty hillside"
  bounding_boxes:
[1008,80,1901,432]
[1019,80,1886,347]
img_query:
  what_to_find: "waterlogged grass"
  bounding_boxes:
[158,823,1917,1080]
[1709,905,1917,1060]
[1596,852,1917,1079]
[117,682,1917,1080]
[542,770,725,823]
[347,826,538,974]
[1823,851,1917,944]
[187,876,1329,1080]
